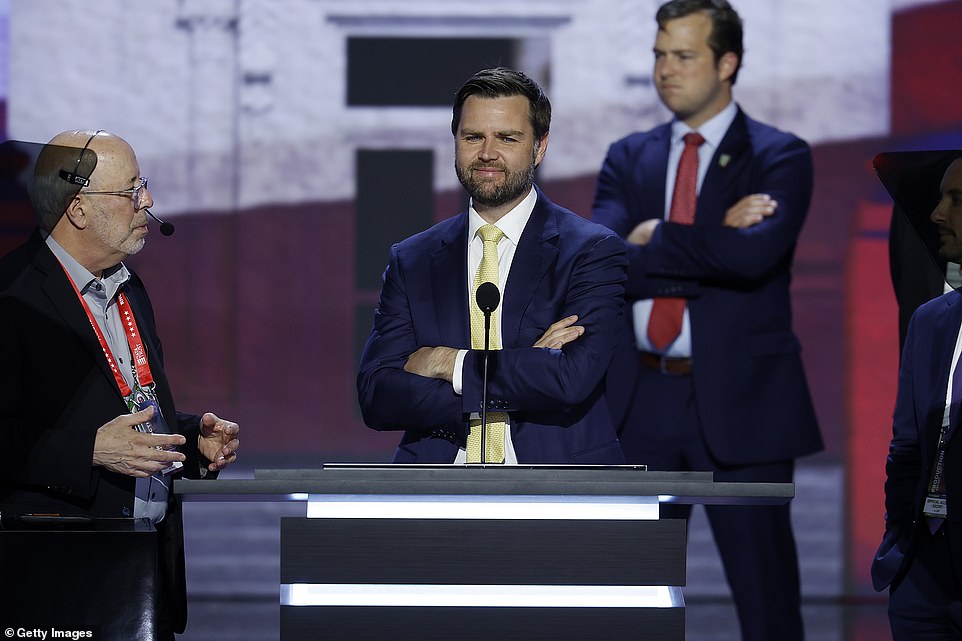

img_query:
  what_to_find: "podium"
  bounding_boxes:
[0,517,159,639]
[176,466,792,641]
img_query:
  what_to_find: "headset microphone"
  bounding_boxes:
[146,209,175,237]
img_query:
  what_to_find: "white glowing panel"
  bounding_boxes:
[280,584,683,608]
[306,494,659,520]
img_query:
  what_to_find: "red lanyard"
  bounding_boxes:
[59,263,154,398]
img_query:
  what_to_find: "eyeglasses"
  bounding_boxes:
[83,176,150,209]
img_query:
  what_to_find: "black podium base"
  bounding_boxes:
[282,605,683,641]
[280,516,686,641]
[0,518,160,640]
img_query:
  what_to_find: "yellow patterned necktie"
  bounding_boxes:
[466,223,507,463]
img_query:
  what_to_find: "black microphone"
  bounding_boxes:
[146,209,175,237]
[476,281,500,314]
[475,281,501,464]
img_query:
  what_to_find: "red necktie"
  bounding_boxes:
[647,132,705,351]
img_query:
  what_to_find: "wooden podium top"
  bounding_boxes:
[174,465,793,505]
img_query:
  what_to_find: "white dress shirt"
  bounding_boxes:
[451,186,538,464]
[633,100,738,357]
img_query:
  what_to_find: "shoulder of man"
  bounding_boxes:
[0,229,47,291]
[393,211,466,255]
[0,234,59,299]
[916,289,962,321]
[534,192,627,252]
[606,121,672,156]
[738,108,810,155]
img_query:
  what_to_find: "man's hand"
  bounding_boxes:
[404,346,458,383]
[92,406,187,478]
[626,219,661,246]
[533,315,584,349]
[724,194,777,228]
[198,413,240,472]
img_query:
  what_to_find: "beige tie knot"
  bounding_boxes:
[478,224,504,244]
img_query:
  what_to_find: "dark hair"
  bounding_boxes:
[28,143,97,232]
[656,0,744,84]
[451,67,551,141]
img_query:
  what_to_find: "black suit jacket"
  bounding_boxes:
[0,230,208,633]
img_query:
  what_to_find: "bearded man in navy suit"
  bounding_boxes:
[873,155,962,639]
[591,2,823,640]
[358,67,627,465]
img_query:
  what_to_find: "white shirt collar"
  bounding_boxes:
[670,100,738,150]
[44,233,129,296]
[467,186,538,247]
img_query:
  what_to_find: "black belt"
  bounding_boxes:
[640,351,693,376]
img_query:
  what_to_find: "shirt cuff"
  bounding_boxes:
[452,349,468,395]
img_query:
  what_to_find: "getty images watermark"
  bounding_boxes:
[4,629,96,640]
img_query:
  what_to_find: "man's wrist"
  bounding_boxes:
[435,346,457,383]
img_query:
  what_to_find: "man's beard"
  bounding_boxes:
[939,241,962,265]
[456,156,536,209]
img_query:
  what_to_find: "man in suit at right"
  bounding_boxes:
[885,152,962,351]
[591,1,823,640]
[873,155,962,639]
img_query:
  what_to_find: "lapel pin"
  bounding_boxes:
[718,154,731,168]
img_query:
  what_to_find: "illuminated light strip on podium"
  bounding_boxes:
[281,584,683,608]
[306,494,659,520]
[281,480,688,638]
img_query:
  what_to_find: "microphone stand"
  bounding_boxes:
[480,307,492,465]
[474,281,500,465]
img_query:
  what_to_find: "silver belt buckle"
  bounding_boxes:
[659,354,672,375]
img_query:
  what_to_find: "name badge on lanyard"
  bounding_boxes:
[60,265,183,475]
[924,425,950,519]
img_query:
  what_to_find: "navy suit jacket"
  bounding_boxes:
[872,291,962,590]
[592,108,822,466]
[357,187,628,464]
[0,231,209,633]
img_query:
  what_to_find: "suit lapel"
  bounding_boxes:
[638,126,670,221]
[33,245,125,401]
[698,109,751,225]
[123,283,168,388]
[934,294,962,444]
[502,190,559,348]
[430,214,470,346]
[121,281,179,428]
